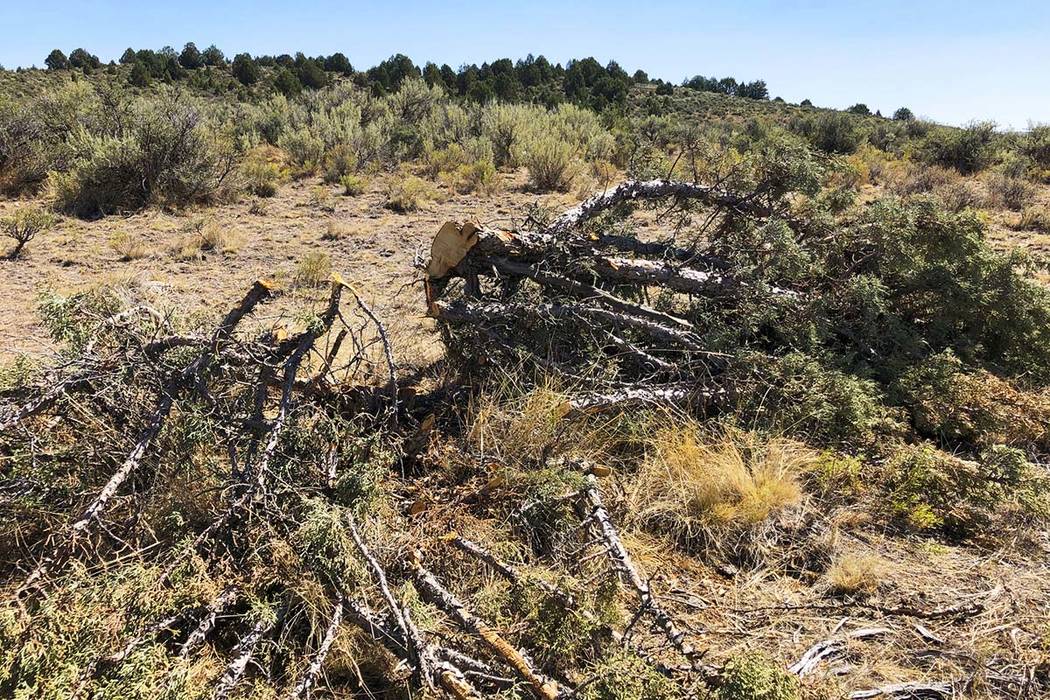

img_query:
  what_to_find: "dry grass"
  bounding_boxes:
[826,552,887,596]
[293,250,332,287]
[321,219,352,241]
[171,219,241,261]
[628,426,809,534]
[108,231,149,261]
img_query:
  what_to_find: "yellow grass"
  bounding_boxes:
[628,426,809,532]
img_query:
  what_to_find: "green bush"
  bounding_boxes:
[716,653,799,700]
[339,173,367,196]
[48,91,235,217]
[790,112,863,154]
[385,172,436,212]
[523,134,578,192]
[920,121,996,174]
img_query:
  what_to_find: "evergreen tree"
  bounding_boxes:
[179,42,203,69]
[45,49,69,71]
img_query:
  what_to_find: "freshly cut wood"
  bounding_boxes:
[429,221,480,278]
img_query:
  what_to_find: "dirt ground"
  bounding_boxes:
[0,170,576,365]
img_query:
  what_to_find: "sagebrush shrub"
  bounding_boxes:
[522,135,578,192]
[385,173,435,212]
[2,205,55,259]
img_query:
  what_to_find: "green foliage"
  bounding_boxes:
[45,49,69,71]
[231,52,258,85]
[716,653,799,700]
[384,172,436,212]
[339,173,366,196]
[920,121,996,174]
[732,352,886,445]
[576,649,683,700]
[47,89,235,217]
[790,111,863,154]
[880,443,1047,537]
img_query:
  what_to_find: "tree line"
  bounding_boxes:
[37,44,776,111]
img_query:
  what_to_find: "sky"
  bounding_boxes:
[2,1,1049,129]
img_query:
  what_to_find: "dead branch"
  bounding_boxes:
[789,627,891,677]
[181,587,240,658]
[410,553,566,700]
[346,514,431,689]
[287,594,344,700]
[212,616,275,700]
[848,681,955,699]
[580,474,709,675]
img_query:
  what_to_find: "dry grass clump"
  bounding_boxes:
[1015,205,1050,233]
[322,219,352,241]
[309,185,336,212]
[385,172,437,212]
[825,552,887,596]
[293,250,332,287]
[171,219,241,260]
[627,425,810,538]
[108,230,149,261]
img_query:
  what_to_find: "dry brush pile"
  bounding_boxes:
[3,161,1050,698]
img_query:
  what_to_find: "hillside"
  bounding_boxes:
[1,53,1049,700]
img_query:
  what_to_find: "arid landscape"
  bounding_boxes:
[1,38,1049,700]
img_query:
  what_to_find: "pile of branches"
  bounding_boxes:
[0,276,731,698]
[424,178,802,412]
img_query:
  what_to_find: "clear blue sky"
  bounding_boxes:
[2,1,1048,129]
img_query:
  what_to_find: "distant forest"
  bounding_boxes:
[35,44,770,110]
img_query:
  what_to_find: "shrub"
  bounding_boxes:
[893,107,915,121]
[339,173,366,196]
[879,443,1046,537]
[986,171,1034,211]
[231,53,258,85]
[716,653,799,700]
[447,159,499,195]
[1016,206,1050,233]
[791,112,862,154]
[108,231,149,261]
[894,351,1050,453]
[920,121,996,174]
[293,251,331,287]
[48,91,236,217]
[2,206,55,259]
[239,147,285,197]
[522,135,578,192]
[385,173,435,212]
[322,144,358,183]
